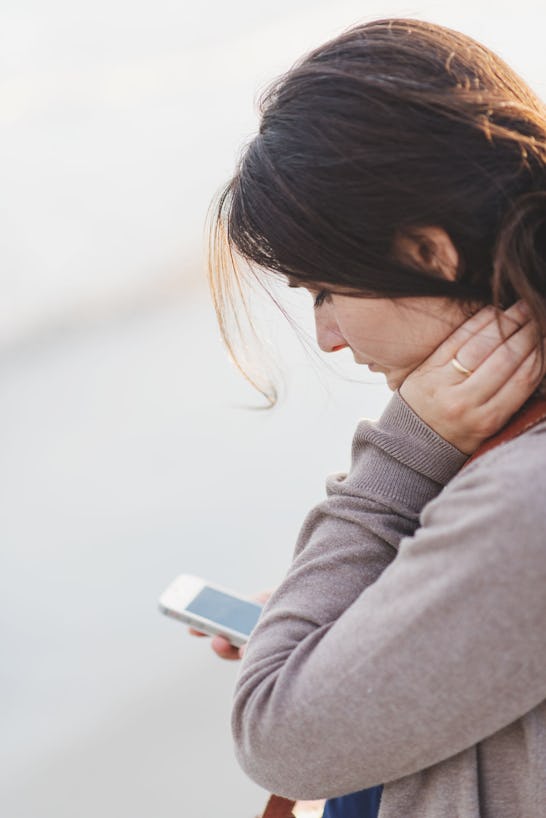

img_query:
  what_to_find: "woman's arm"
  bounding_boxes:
[230,391,466,791]
[199,387,469,661]
[232,425,546,799]
[284,389,468,620]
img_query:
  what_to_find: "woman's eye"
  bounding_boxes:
[313,290,329,309]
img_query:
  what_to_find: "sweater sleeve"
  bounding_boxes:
[232,408,546,800]
[282,392,468,625]
[232,392,466,793]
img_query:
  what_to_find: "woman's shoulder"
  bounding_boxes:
[417,421,546,561]
[462,419,546,478]
[438,419,546,518]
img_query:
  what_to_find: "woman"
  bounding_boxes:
[205,19,546,817]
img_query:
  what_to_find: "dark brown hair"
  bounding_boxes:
[208,18,546,401]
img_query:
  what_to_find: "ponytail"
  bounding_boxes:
[493,192,546,347]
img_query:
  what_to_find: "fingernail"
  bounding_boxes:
[518,301,530,316]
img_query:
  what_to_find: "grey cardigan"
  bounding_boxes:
[232,391,546,817]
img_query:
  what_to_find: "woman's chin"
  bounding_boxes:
[385,371,406,392]
[359,360,404,391]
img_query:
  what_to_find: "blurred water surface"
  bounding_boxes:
[0,287,389,817]
[2,1,546,816]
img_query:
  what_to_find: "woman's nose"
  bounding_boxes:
[314,309,348,353]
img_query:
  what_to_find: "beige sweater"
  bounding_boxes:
[232,391,546,817]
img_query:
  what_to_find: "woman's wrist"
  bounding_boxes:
[382,390,470,477]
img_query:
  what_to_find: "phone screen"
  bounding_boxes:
[186,587,262,636]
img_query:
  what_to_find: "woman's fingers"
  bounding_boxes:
[252,589,273,605]
[188,627,208,637]
[429,302,528,369]
[400,301,544,454]
[450,301,531,375]
[189,627,243,659]
[428,304,497,363]
[456,320,541,404]
[479,341,546,430]
[211,635,243,661]
[445,328,546,451]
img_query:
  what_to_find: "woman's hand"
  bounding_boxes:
[188,589,272,661]
[399,301,546,454]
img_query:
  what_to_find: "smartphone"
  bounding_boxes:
[158,574,263,648]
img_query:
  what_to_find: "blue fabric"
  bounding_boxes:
[322,786,383,818]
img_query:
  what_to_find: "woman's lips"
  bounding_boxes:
[347,352,382,370]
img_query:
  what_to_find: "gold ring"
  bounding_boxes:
[451,356,473,377]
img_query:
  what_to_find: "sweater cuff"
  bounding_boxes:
[371,390,470,484]
[335,391,469,511]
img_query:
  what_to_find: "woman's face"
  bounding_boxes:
[308,288,469,391]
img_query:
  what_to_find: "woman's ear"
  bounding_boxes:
[394,226,459,281]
